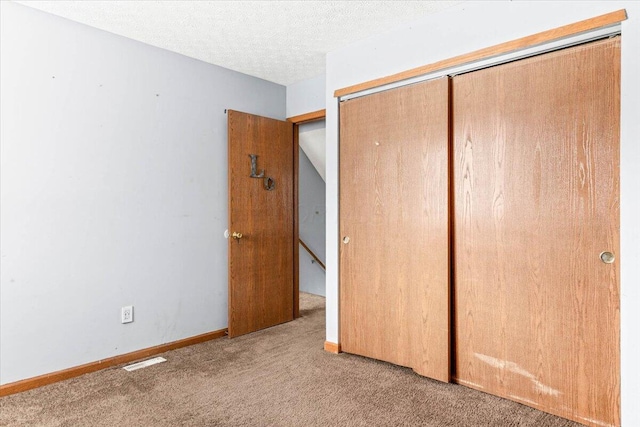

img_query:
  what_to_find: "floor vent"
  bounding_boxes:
[123,357,167,372]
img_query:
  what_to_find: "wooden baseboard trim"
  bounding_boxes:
[0,328,227,397]
[287,109,326,124]
[324,341,341,354]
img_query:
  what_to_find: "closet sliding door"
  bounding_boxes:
[453,38,620,426]
[339,78,450,382]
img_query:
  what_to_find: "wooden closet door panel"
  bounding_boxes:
[340,78,450,382]
[453,38,620,426]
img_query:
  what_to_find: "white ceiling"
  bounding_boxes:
[14,0,463,86]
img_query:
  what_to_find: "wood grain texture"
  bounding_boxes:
[228,110,295,337]
[0,329,227,397]
[340,78,450,382]
[287,109,326,124]
[334,9,627,98]
[452,38,620,427]
[324,341,341,354]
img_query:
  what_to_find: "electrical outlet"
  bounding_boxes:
[121,306,133,324]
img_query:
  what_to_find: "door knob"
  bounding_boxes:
[600,251,615,264]
[231,232,243,240]
[342,236,350,244]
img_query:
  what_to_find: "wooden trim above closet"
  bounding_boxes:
[334,9,627,98]
[287,109,326,124]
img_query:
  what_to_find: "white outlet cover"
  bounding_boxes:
[121,305,133,324]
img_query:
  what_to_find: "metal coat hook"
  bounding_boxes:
[264,176,275,191]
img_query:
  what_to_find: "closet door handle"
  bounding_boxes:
[600,251,615,264]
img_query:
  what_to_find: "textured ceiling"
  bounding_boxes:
[14,0,463,86]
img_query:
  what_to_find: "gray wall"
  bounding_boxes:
[0,2,285,384]
[298,123,326,296]
[286,74,325,118]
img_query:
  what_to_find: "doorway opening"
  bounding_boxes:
[297,119,326,299]
[289,110,326,315]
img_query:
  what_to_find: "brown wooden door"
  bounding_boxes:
[452,38,620,426]
[339,78,450,382]
[228,110,295,338]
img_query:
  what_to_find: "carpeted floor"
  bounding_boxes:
[0,293,582,427]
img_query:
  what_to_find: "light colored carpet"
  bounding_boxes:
[0,293,581,426]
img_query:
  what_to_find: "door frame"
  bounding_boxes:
[287,109,326,318]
